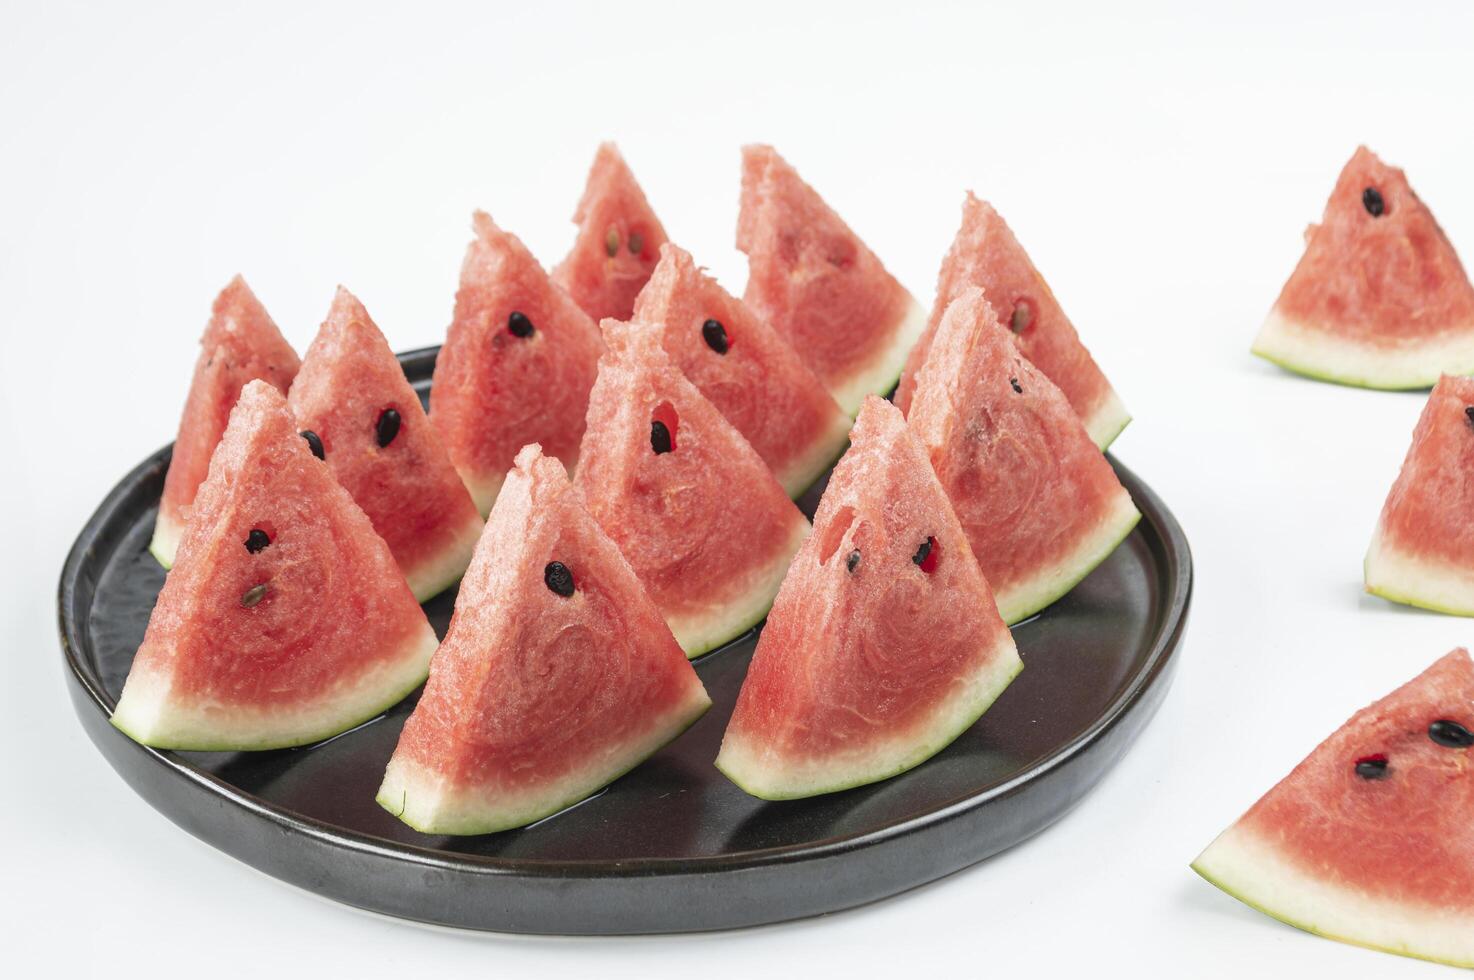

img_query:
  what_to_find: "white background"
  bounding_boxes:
[4,1,1473,976]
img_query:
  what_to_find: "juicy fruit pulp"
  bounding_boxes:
[114,381,438,751]
[377,445,710,835]
[717,396,1022,800]
[288,287,483,602]
[1193,649,1474,969]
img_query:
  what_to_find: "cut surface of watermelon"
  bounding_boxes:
[1365,374,1474,615]
[631,242,852,497]
[895,193,1128,449]
[1192,649,1474,968]
[151,275,300,568]
[737,144,925,416]
[288,287,483,602]
[717,396,1021,800]
[113,381,438,751]
[551,142,668,323]
[908,288,1139,624]
[1252,146,1474,389]
[377,444,710,835]
[430,212,604,516]
[575,319,811,657]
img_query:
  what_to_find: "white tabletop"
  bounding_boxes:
[4,2,1473,976]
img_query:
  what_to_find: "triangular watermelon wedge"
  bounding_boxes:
[737,145,926,416]
[1253,146,1474,389]
[551,142,669,323]
[1365,374,1474,614]
[377,444,711,835]
[113,381,438,750]
[717,396,1022,800]
[575,320,812,657]
[631,242,853,497]
[288,287,483,602]
[894,193,1129,449]
[151,275,300,568]
[430,212,604,516]
[908,288,1140,624]
[1193,648,1474,969]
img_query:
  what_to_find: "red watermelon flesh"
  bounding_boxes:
[113,381,438,751]
[430,212,604,516]
[1253,146,1474,389]
[551,142,668,323]
[630,242,852,497]
[894,194,1128,450]
[1365,374,1474,615]
[151,275,300,568]
[575,320,811,657]
[737,145,926,417]
[907,288,1139,625]
[1193,649,1474,968]
[716,396,1021,800]
[377,444,710,835]
[288,287,483,602]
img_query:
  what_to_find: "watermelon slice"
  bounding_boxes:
[288,287,483,602]
[1193,648,1474,969]
[907,288,1140,625]
[575,320,812,657]
[630,242,853,497]
[551,142,669,323]
[716,396,1022,799]
[112,381,438,751]
[377,444,711,835]
[894,193,1129,450]
[151,275,300,568]
[430,212,604,516]
[1252,146,1474,389]
[1365,374,1474,614]
[737,144,926,416]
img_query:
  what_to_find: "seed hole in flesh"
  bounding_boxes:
[508,311,535,338]
[913,535,941,573]
[544,561,575,597]
[1010,377,1023,394]
[1354,754,1389,780]
[240,583,269,608]
[1428,719,1474,748]
[245,529,270,554]
[628,232,645,255]
[846,550,861,573]
[300,430,325,460]
[1010,300,1034,334]
[1362,186,1386,217]
[376,408,402,448]
[818,505,856,565]
[604,227,620,257]
[702,318,730,355]
[650,401,679,454]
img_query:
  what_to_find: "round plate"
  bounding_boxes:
[58,346,1192,935]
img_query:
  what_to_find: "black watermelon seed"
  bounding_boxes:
[376,408,401,448]
[1362,187,1385,217]
[544,561,575,597]
[604,227,620,257]
[1428,719,1474,748]
[702,318,730,355]
[508,311,535,338]
[1465,405,1474,430]
[300,430,325,460]
[651,419,673,455]
[846,549,861,573]
[1010,377,1023,394]
[1354,755,1389,780]
[240,583,269,608]
[913,538,933,567]
[244,529,270,554]
[628,232,645,255]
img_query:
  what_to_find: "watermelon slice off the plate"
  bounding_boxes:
[575,319,811,657]
[430,211,605,516]
[113,381,439,751]
[551,142,669,323]
[151,275,300,568]
[1252,146,1474,389]
[1365,374,1474,615]
[288,287,483,602]
[907,288,1140,625]
[737,144,927,416]
[894,193,1129,450]
[631,242,853,497]
[1193,648,1474,969]
[377,444,711,835]
[716,396,1022,800]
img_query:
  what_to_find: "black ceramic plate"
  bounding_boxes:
[59,346,1191,935]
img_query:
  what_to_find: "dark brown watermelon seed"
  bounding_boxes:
[1010,377,1023,394]
[1010,300,1034,334]
[376,408,401,448]
[628,232,645,255]
[846,549,861,573]
[508,311,534,338]
[240,583,269,608]
[1362,187,1385,217]
[702,318,730,355]
[1353,754,1389,779]
[650,420,673,455]
[1464,405,1474,430]
[913,536,940,573]
[244,529,270,554]
[544,561,575,597]
[300,430,325,460]
[605,227,620,257]
[1428,719,1474,748]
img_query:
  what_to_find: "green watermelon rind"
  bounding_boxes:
[1252,309,1474,390]
[827,295,930,419]
[672,520,812,658]
[402,513,484,604]
[774,412,854,501]
[148,512,183,570]
[1083,389,1132,453]
[1364,527,1474,617]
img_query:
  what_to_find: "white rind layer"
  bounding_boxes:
[404,513,484,603]
[774,410,854,500]
[460,470,505,520]
[377,686,711,835]
[715,632,1023,800]
[1083,388,1131,452]
[669,519,811,658]
[994,488,1140,625]
[1252,308,1474,390]
[1364,525,1474,616]
[111,624,439,751]
[828,294,929,418]
[148,512,183,569]
[1193,823,1474,969]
